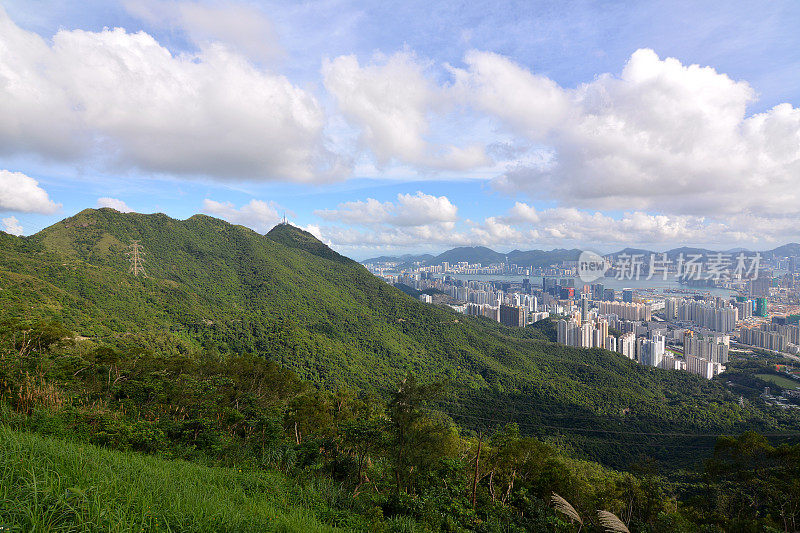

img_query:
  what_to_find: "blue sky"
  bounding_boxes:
[1,0,799,259]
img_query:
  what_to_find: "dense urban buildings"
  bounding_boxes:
[368,251,800,381]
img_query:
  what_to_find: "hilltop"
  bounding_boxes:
[0,208,795,469]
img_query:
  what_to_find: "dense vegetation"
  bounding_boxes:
[1,209,797,470]
[2,318,800,531]
[2,209,800,530]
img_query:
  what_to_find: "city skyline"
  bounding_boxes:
[1,1,800,259]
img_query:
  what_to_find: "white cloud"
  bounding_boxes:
[449,48,800,216]
[469,216,526,244]
[314,191,464,249]
[506,201,540,223]
[450,50,570,139]
[323,51,489,170]
[492,202,800,247]
[0,170,60,214]
[316,224,471,248]
[316,191,458,227]
[203,198,283,232]
[0,7,344,182]
[124,0,282,64]
[2,216,23,236]
[97,197,134,213]
[303,224,325,241]
[316,195,800,252]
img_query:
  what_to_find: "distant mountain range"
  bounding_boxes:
[365,243,800,269]
[364,246,584,269]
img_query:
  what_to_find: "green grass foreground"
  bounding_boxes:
[0,425,393,533]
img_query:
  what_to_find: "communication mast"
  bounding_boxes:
[126,240,147,278]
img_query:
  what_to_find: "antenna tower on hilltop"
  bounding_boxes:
[126,240,148,277]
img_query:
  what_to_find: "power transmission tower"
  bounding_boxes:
[125,240,147,278]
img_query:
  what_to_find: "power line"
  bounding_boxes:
[125,240,147,278]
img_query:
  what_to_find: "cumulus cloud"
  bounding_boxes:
[450,50,570,139]
[323,51,489,170]
[449,48,800,215]
[97,197,134,213]
[492,202,800,247]
[316,194,800,252]
[316,224,470,248]
[323,46,800,223]
[316,191,458,227]
[314,191,466,249]
[0,170,60,214]
[2,216,23,236]
[505,201,540,223]
[123,0,282,64]
[0,7,344,182]
[203,198,284,232]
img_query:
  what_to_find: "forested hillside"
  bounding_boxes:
[0,208,798,471]
[1,319,799,532]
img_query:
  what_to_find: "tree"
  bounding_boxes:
[387,373,458,494]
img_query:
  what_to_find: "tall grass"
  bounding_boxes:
[0,425,350,532]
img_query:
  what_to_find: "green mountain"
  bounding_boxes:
[429,245,506,265]
[0,208,795,469]
[506,247,582,268]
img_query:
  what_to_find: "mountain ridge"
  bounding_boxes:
[365,242,800,268]
[0,207,792,469]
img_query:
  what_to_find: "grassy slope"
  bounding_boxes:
[0,209,794,468]
[0,425,365,532]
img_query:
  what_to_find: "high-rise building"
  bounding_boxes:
[580,323,593,348]
[665,298,679,320]
[639,334,666,367]
[622,288,634,303]
[499,305,525,327]
[603,288,616,301]
[592,283,604,301]
[557,319,569,345]
[659,354,684,371]
[676,301,738,332]
[597,318,609,340]
[617,332,636,359]
[592,328,604,349]
[686,355,725,379]
[684,334,729,364]
[749,277,770,298]
[557,318,581,347]
[580,296,590,321]
[598,301,652,321]
[734,300,753,320]
[740,324,800,352]
[755,297,768,317]
[603,335,617,352]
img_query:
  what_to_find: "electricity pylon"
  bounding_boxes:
[125,240,147,278]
